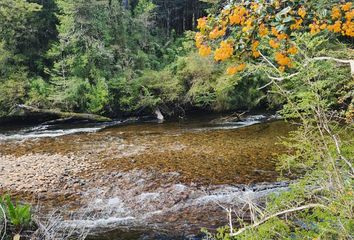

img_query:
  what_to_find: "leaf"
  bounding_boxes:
[5,195,16,221]
[276,24,286,32]
[283,16,293,23]
[278,6,292,16]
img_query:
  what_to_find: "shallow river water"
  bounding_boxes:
[0,113,294,239]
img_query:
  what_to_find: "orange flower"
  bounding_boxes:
[226,63,247,75]
[214,41,234,61]
[277,32,288,40]
[199,45,211,57]
[341,2,352,12]
[229,6,247,25]
[251,41,260,58]
[269,39,280,49]
[237,63,247,71]
[342,21,354,37]
[271,27,287,40]
[275,52,292,67]
[279,66,286,72]
[327,21,342,33]
[197,17,207,30]
[221,20,228,27]
[252,41,260,50]
[309,22,321,35]
[287,46,298,55]
[271,27,279,36]
[227,66,238,75]
[258,24,269,36]
[320,23,327,30]
[195,32,203,48]
[229,13,242,25]
[252,51,261,58]
[242,19,254,33]
[290,19,303,30]
[331,6,342,20]
[298,7,306,19]
[209,27,226,39]
[345,9,354,21]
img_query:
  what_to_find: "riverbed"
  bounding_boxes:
[0,113,293,239]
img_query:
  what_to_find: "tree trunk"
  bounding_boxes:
[12,105,112,122]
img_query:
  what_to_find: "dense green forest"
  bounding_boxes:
[0,0,275,119]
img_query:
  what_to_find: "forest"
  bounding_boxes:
[0,0,277,121]
[0,0,353,240]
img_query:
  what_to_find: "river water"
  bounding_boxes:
[0,113,294,239]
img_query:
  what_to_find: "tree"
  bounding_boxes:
[195,0,353,73]
[0,0,42,116]
[196,1,354,239]
[47,0,166,114]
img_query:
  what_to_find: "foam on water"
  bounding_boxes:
[0,119,126,141]
[0,127,102,141]
[0,114,279,141]
[191,114,276,131]
[56,179,288,235]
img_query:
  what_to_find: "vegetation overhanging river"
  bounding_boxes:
[0,113,295,239]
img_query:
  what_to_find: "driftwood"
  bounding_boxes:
[154,108,164,122]
[12,105,111,123]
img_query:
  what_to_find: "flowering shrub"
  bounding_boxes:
[195,0,353,74]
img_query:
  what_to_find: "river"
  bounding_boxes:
[0,113,294,239]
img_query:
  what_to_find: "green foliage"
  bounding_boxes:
[0,0,42,50]
[134,0,156,16]
[26,78,51,108]
[46,0,184,114]
[201,29,353,240]
[0,195,32,230]
[0,0,218,117]
[86,78,110,114]
[0,71,28,117]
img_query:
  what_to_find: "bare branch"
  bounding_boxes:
[258,80,274,90]
[259,55,353,88]
[230,204,327,237]
[228,208,233,236]
[267,72,300,81]
[311,57,353,64]
[310,57,354,75]
[259,51,281,74]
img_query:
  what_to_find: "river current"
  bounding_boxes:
[0,113,293,239]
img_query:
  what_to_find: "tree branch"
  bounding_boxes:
[258,55,353,90]
[310,57,354,75]
[230,203,327,237]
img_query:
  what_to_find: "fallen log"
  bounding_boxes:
[10,105,111,123]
